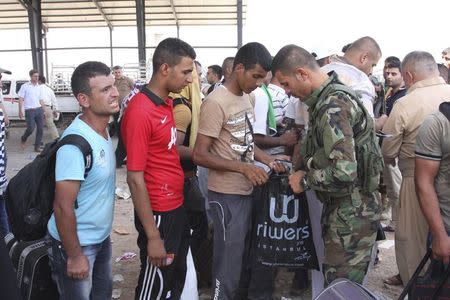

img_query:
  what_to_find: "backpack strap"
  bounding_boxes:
[56,134,93,209]
[439,102,450,121]
[319,82,381,195]
[173,97,190,109]
[322,83,373,140]
[57,134,93,178]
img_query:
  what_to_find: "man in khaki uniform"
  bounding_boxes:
[382,51,450,285]
[113,66,134,102]
[111,66,134,137]
[112,65,134,166]
[39,75,59,140]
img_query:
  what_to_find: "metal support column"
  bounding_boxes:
[237,0,243,49]
[109,27,114,67]
[169,0,180,38]
[92,0,114,66]
[43,29,49,80]
[27,0,44,73]
[135,0,146,79]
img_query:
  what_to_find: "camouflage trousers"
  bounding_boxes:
[321,190,380,285]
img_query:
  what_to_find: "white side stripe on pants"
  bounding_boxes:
[157,268,163,299]
[139,215,163,300]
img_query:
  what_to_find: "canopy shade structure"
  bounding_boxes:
[0,0,247,29]
[0,0,246,78]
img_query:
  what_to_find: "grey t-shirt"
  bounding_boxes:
[416,111,450,231]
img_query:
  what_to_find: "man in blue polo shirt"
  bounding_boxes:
[47,61,119,300]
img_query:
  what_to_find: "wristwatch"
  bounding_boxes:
[300,177,310,191]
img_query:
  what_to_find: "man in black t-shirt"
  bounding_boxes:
[380,56,405,241]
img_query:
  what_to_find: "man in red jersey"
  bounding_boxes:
[121,37,196,300]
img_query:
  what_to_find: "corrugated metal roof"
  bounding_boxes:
[0,0,246,29]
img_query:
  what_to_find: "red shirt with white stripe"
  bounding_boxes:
[122,86,184,212]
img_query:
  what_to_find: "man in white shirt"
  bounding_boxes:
[321,36,387,130]
[252,74,297,156]
[39,75,59,140]
[18,69,44,152]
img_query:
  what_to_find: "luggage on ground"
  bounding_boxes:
[399,248,450,300]
[4,233,58,300]
[314,278,378,300]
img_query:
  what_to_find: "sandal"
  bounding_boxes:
[383,274,403,286]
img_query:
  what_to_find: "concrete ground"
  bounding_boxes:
[5,124,404,300]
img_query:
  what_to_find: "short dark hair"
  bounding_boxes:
[342,43,352,53]
[222,57,234,70]
[208,65,223,79]
[29,69,38,77]
[71,61,111,98]
[347,36,382,60]
[233,42,272,72]
[112,65,122,70]
[272,44,319,75]
[152,38,196,73]
[385,56,401,70]
[38,75,46,84]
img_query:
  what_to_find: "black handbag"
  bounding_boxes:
[399,248,450,300]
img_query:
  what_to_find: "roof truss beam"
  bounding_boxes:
[18,0,49,31]
[169,0,179,35]
[2,1,246,29]
[92,0,113,30]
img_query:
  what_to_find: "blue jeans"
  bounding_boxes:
[48,235,112,300]
[22,107,44,147]
[0,195,10,239]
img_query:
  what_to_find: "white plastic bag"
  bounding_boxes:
[180,248,199,300]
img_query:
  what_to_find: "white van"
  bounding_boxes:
[1,79,80,124]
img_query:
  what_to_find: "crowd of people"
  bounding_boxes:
[1,35,450,300]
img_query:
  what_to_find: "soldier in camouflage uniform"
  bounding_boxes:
[272,44,381,286]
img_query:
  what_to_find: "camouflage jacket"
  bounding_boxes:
[301,72,367,200]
